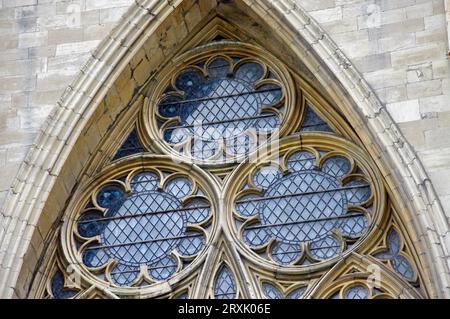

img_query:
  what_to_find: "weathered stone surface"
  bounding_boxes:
[0,0,449,300]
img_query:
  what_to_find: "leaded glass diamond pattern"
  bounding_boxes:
[271,241,301,265]
[158,55,284,160]
[286,151,315,172]
[344,285,369,299]
[262,283,306,299]
[131,172,159,192]
[177,231,205,256]
[214,265,236,299]
[338,214,367,238]
[309,235,341,260]
[82,247,109,268]
[392,256,415,281]
[110,264,139,286]
[253,167,282,189]
[236,153,371,266]
[286,287,306,299]
[77,172,209,287]
[235,194,261,217]
[262,283,283,299]
[322,156,351,178]
[345,179,371,205]
[243,226,270,248]
[165,178,192,199]
[374,229,416,282]
[261,171,345,243]
[149,256,178,281]
[185,199,211,224]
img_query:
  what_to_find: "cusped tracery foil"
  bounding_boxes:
[231,142,377,268]
[71,167,214,288]
[42,37,427,299]
[145,42,298,165]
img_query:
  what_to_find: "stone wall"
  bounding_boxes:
[0,0,449,212]
[302,0,450,214]
[0,0,134,209]
[0,0,449,296]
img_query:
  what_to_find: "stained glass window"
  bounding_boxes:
[374,229,416,282]
[50,271,78,299]
[44,40,423,300]
[214,264,237,299]
[299,105,333,133]
[76,170,212,287]
[156,53,286,161]
[262,283,306,299]
[113,129,145,160]
[233,147,373,266]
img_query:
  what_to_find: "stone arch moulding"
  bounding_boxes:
[0,0,449,298]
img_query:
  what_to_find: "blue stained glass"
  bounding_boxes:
[177,231,205,256]
[159,96,182,118]
[299,106,334,133]
[263,283,306,299]
[110,264,139,286]
[176,292,189,299]
[374,229,416,282]
[185,199,211,224]
[159,56,283,160]
[256,83,282,105]
[165,177,193,199]
[208,57,230,78]
[243,226,270,248]
[51,271,78,299]
[345,179,371,205]
[271,241,301,265]
[234,62,264,83]
[78,171,210,286]
[235,194,261,217]
[338,214,368,238]
[77,211,107,237]
[235,153,372,266]
[175,69,204,96]
[191,139,217,160]
[286,151,315,172]
[392,255,415,281]
[260,171,345,244]
[344,285,369,299]
[113,129,145,160]
[226,134,256,156]
[102,192,184,266]
[253,167,282,189]
[309,235,341,260]
[130,172,159,192]
[262,283,284,299]
[149,256,178,281]
[321,156,351,178]
[82,247,109,268]
[96,185,124,209]
[387,229,401,255]
[214,265,236,299]
[287,287,306,299]
[164,127,190,144]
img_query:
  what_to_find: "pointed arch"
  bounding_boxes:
[0,0,448,299]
